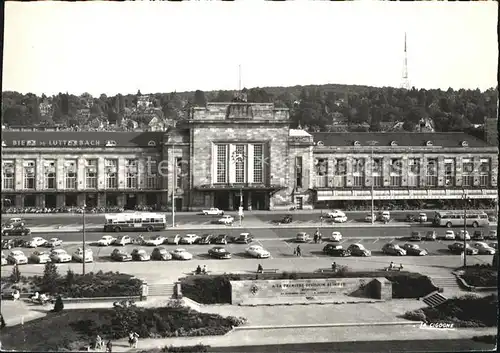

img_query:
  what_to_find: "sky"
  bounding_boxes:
[3,1,498,96]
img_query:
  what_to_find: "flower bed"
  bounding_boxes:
[179,271,437,304]
[403,294,498,327]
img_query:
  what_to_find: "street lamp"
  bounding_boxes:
[367,141,378,225]
[82,203,86,275]
[232,150,246,226]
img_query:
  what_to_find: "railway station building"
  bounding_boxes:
[1,101,498,211]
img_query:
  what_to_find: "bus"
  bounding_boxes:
[433,211,489,228]
[103,212,167,232]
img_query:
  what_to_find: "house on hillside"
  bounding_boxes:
[39,99,53,118]
[137,95,152,109]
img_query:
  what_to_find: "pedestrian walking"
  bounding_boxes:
[318,232,322,243]
[257,264,263,274]
[296,245,301,257]
[106,340,112,353]
[313,233,318,244]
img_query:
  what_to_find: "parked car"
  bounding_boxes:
[198,234,215,244]
[218,215,234,225]
[327,210,345,218]
[402,243,428,256]
[405,214,416,222]
[7,218,25,227]
[278,215,293,224]
[1,252,7,266]
[114,235,132,246]
[347,243,371,257]
[409,232,421,241]
[471,242,496,255]
[2,238,25,250]
[442,230,456,240]
[144,235,166,246]
[181,234,200,245]
[50,249,72,263]
[486,230,497,240]
[489,243,498,250]
[29,251,51,264]
[97,235,116,246]
[131,249,151,261]
[234,233,253,244]
[330,232,342,242]
[425,231,437,241]
[332,215,348,223]
[472,231,484,240]
[202,208,224,216]
[72,248,93,263]
[25,237,47,248]
[167,234,182,245]
[45,237,63,248]
[214,234,229,245]
[7,250,28,265]
[170,248,193,260]
[111,249,132,262]
[448,242,479,255]
[296,232,310,243]
[151,247,172,261]
[246,245,270,258]
[364,215,375,223]
[382,243,407,256]
[208,246,232,259]
[456,230,471,241]
[323,244,351,257]
[2,226,31,236]
[377,211,391,222]
[418,213,428,222]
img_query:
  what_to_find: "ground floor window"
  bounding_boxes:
[65,194,78,207]
[146,193,157,206]
[2,195,15,208]
[106,193,119,207]
[45,194,57,208]
[24,194,36,207]
[85,193,98,208]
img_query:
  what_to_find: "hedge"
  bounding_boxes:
[180,271,437,304]
[404,294,498,327]
[458,265,497,288]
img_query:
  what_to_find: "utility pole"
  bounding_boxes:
[172,149,175,228]
[368,141,378,224]
[82,203,86,275]
[463,192,468,267]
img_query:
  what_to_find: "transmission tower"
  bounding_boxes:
[400,32,411,90]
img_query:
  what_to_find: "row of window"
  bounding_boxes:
[216,144,264,184]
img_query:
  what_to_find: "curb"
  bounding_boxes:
[232,321,421,331]
[452,271,497,292]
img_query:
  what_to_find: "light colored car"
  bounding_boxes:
[72,248,93,263]
[145,235,166,246]
[364,215,375,223]
[245,245,270,258]
[327,210,345,218]
[489,242,498,250]
[97,235,116,246]
[29,251,51,264]
[418,213,428,222]
[181,234,200,245]
[131,249,151,261]
[347,243,371,257]
[296,232,310,243]
[202,208,224,216]
[46,238,63,248]
[218,215,234,225]
[8,218,25,227]
[50,249,72,263]
[8,250,28,264]
[402,243,428,256]
[378,211,391,222]
[332,215,348,223]
[382,243,407,256]
[443,230,456,240]
[151,247,172,261]
[472,242,496,255]
[456,230,471,241]
[167,234,182,245]
[331,232,342,242]
[25,237,46,248]
[1,252,7,266]
[170,248,193,260]
[114,235,132,246]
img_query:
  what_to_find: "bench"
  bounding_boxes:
[257,269,279,274]
[384,267,403,272]
[317,268,344,273]
[191,271,213,276]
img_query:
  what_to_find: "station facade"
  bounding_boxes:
[1,102,498,211]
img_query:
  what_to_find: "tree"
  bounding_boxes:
[66,269,75,288]
[193,90,207,107]
[42,262,60,294]
[9,264,21,283]
[53,295,64,312]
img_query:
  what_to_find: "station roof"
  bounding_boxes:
[310,132,492,148]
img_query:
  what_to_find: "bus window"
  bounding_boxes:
[480,214,488,219]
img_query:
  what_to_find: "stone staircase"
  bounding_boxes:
[431,276,462,291]
[147,283,174,298]
[422,291,448,308]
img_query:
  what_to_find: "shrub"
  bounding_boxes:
[472,335,497,344]
[459,266,497,287]
[9,265,21,283]
[53,296,64,312]
[162,344,210,352]
[403,309,427,322]
[41,262,60,294]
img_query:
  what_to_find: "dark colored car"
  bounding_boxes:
[402,243,428,256]
[208,246,232,259]
[2,226,31,236]
[448,242,479,255]
[472,231,484,240]
[410,231,421,241]
[2,238,26,250]
[425,231,437,241]
[198,234,215,244]
[405,214,416,222]
[151,247,172,261]
[322,244,351,257]
[110,249,132,262]
[278,215,293,224]
[234,233,254,244]
[214,234,228,245]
